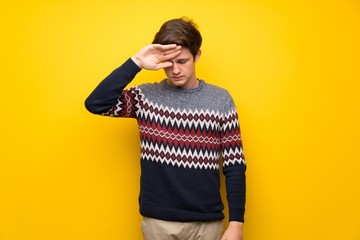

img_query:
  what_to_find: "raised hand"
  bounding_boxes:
[131,44,182,70]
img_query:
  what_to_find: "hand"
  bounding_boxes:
[221,221,244,240]
[131,44,182,70]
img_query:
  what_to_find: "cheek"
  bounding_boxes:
[184,63,194,73]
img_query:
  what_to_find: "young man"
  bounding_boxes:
[85,17,246,240]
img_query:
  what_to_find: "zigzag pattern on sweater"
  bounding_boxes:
[138,101,244,170]
[139,101,223,132]
[140,141,221,170]
[102,87,141,117]
[104,86,245,170]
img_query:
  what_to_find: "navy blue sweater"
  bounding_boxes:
[85,59,246,222]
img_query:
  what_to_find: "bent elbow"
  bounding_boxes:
[84,97,99,114]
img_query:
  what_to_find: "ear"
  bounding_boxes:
[194,50,202,62]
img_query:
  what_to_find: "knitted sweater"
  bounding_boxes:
[85,58,246,222]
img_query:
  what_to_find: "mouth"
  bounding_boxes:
[172,76,184,81]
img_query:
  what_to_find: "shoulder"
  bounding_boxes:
[126,81,162,91]
[130,81,165,99]
[202,81,233,100]
[136,81,163,94]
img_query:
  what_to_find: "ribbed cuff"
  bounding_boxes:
[122,58,142,78]
[229,209,245,223]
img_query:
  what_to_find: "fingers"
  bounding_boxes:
[153,43,181,51]
[161,49,182,62]
[156,61,173,69]
[135,44,181,70]
[162,47,181,56]
[153,44,182,57]
[155,44,182,63]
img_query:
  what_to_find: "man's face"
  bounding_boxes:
[163,48,201,89]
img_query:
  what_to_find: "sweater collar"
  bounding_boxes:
[162,79,205,93]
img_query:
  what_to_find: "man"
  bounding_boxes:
[85,17,246,240]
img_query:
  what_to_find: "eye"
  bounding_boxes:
[178,59,187,64]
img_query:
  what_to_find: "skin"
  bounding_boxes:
[132,44,244,240]
[132,44,201,89]
[163,47,201,89]
[221,221,244,240]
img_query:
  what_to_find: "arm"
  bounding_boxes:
[85,44,182,115]
[84,58,141,115]
[220,95,246,240]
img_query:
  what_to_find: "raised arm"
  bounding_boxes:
[85,44,182,115]
[84,58,141,114]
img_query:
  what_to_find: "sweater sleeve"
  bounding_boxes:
[220,94,246,222]
[85,58,142,117]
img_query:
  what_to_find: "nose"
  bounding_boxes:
[172,63,180,75]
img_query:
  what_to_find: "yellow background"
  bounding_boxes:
[1,0,360,239]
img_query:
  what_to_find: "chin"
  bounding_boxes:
[169,80,185,87]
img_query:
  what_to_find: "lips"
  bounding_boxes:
[172,76,184,81]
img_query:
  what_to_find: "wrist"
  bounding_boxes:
[229,221,244,228]
[131,55,142,68]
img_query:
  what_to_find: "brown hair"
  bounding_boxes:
[152,17,202,58]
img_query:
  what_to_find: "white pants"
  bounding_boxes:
[141,217,224,240]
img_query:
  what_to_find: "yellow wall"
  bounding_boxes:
[1,0,359,239]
